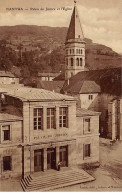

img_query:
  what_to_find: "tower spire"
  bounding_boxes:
[65,1,86,80]
[66,1,84,42]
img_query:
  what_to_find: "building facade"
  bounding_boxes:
[38,73,60,81]
[0,87,100,178]
[0,71,19,85]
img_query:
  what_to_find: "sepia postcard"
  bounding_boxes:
[0,0,122,192]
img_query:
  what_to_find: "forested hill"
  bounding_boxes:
[0,25,121,79]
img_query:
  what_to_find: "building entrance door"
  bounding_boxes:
[47,148,56,170]
[59,146,68,167]
[34,149,43,172]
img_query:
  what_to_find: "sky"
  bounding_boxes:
[0,0,122,53]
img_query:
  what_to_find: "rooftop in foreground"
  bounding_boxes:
[1,87,76,102]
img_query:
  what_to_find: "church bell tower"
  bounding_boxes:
[65,1,85,80]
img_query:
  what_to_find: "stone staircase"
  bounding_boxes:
[20,168,95,191]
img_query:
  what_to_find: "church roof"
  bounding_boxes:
[65,80,101,94]
[62,67,122,96]
[66,3,84,42]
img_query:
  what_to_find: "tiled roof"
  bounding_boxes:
[38,81,65,93]
[53,73,65,81]
[63,67,122,96]
[65,80,101,94]
[54,68,88,81]
[1,87,75,102]
[0,71,16,78]
[80,81,101,93]
[76,108,101,117]
[0,113,23,122]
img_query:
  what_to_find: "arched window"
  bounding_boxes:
[72,49,74,54]
[79,49,80,54]
[81,49,82,54]
[76,58,79,66]
[71,58,73,66]
[66,58,68,66]
[70,49,72,54]
[80,58,82,66]
[76,49,78,54]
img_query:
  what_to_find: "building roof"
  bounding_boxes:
[38,72,60,77]
[76,108,101,117]
[53,73,65,81]
[63,67,122,96]
[53,67,89,81]
[65,80,101,94]
[66,3,84,42]
[0,71,16,78]
[0,113,23,122]
[37,81,65,93]
[0,84,23,88]
[1,87,76,102]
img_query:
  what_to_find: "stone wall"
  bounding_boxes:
[0,120,23,178]
[0,147,22,179]
[76,115,99,165]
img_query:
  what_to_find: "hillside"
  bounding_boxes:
[0,25,121,79]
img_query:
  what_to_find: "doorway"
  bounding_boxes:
[59,146,68,167]
[34,149,43,172]
[47,148,56,170]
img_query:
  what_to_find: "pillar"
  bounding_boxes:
[30,148,34,173]
[56,106,59,129]
[0,155,2,179]
[56,146,60,166]
[43,107,47,131]
[43,148,47,171]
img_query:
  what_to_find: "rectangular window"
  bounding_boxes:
[2,125,10,141]
[84,118,90,133]
[33,108,43,130]
[47,108,55,129]
[59,107,68,128]
[3,156,11,171]
[89,95,93,100]
[84,144,91,158]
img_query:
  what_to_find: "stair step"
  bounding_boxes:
[27,177,94,192]
[20,169,95,192]
[20,179,27,191]
[27,173,87,187]
[43,178,94,192]
[26,175,89,190]
[31,171,84,182]
[27,175,32,183]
